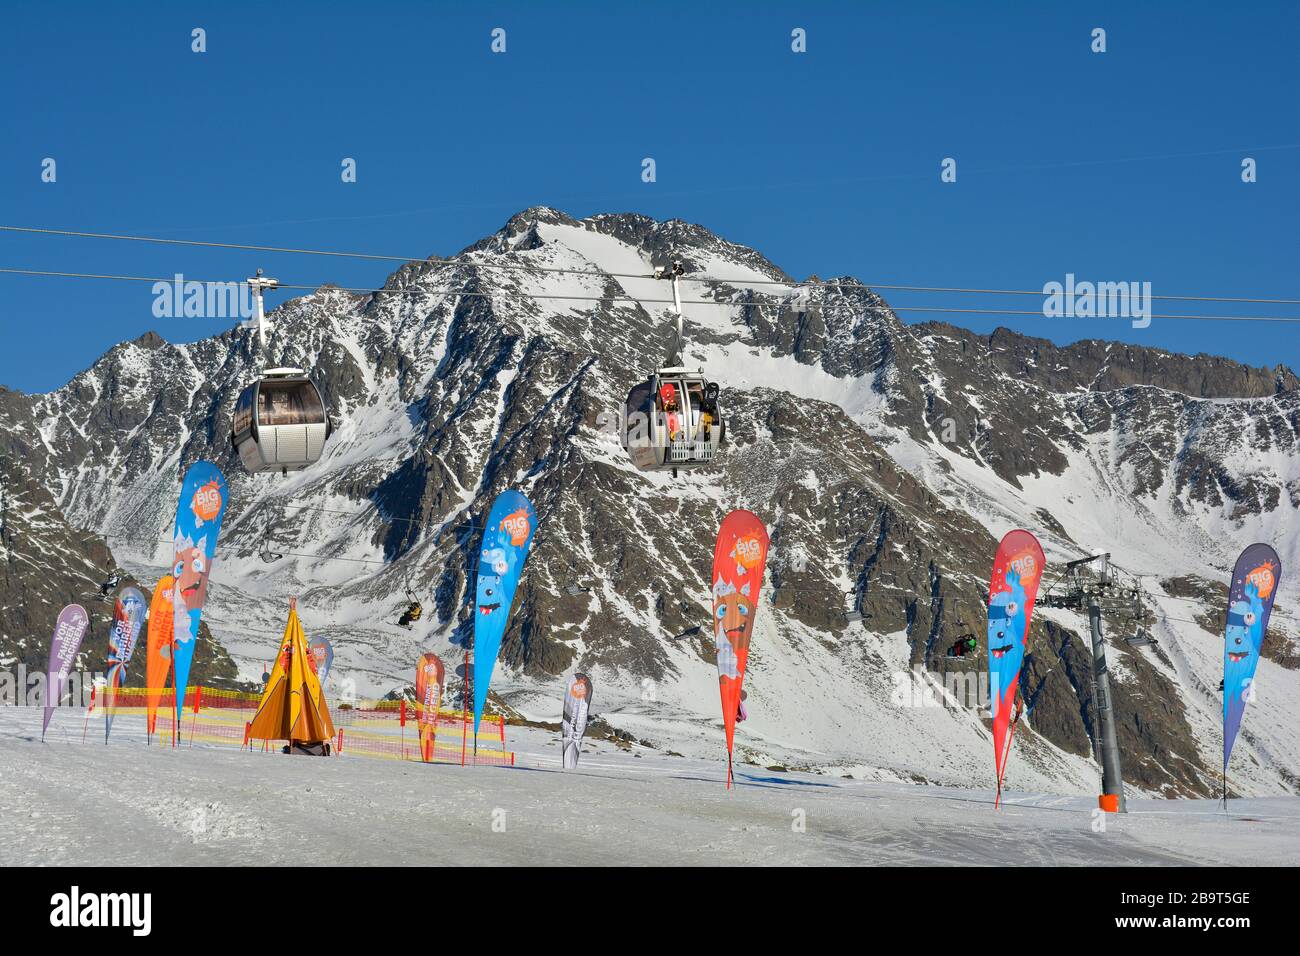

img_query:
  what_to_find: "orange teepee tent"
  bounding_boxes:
[248,600,335,747]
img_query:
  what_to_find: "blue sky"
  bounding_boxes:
[1,1,1297,392]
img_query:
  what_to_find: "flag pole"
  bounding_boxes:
[81,684,96,743]
[995,710,1018,808]
[461,646,469,766]
[170,637,178,748]
[188,685,201,747]
[104,675,113,745]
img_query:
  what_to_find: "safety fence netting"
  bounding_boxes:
[89,686,514,766]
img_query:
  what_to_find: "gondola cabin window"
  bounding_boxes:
[233,388,254,436]
[258,381,323,427]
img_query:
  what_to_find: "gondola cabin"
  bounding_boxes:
[624,368,724,473]
[231,368,331,474]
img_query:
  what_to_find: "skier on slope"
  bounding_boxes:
[99,567,122,597]
[946,634,977,657]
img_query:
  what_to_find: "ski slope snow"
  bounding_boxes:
[6,708,1297,866]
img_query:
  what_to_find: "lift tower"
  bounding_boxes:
[1038,553,1141,813]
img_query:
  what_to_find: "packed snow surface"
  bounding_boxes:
[5,709,1297,866]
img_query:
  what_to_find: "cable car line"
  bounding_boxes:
[67,469,506,589]
[63,472,497,540]
[0,267,684,306]
[3,266,1298,324]
[3,223,1297,306]
[99,529,389,567]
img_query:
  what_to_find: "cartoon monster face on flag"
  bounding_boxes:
[471,490,538,736]
[1223,544,1282,771]
[986,530,1045,787]
[987,570,1029,706]
[172,530,212,645]
[713,577,755,680]
[710,510,769,778]
[1224,592,1264,671]
[477,546,510,617]
[169,462,229,723]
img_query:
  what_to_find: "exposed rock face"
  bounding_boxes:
[1,207,1295,797]
[0,459,238,693]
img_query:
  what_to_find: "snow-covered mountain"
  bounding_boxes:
[1,207,1296,798]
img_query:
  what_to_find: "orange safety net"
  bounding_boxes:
[93,686,514,765]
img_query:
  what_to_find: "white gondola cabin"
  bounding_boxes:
[623,262,725,474]
[624,369,724,472]
[231,368,331,473]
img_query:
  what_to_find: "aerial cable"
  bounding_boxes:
[2,223,1298,306]
[62,472,494,534]
[99,529,390,567]
[70,472,500,573]
[0,267,684,306]
[3,266,1299,324]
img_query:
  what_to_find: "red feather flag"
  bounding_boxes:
[710,509,769,788]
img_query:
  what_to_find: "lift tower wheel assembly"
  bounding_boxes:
[1039,552,1136,813]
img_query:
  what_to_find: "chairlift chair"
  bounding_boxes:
[98,567,124,600]
[946,633,979,658]
[561,562,592,597]
[398,588,423,628]
[258,532,284,564]
[1123,627,1158,648]
[845,588,866,624]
